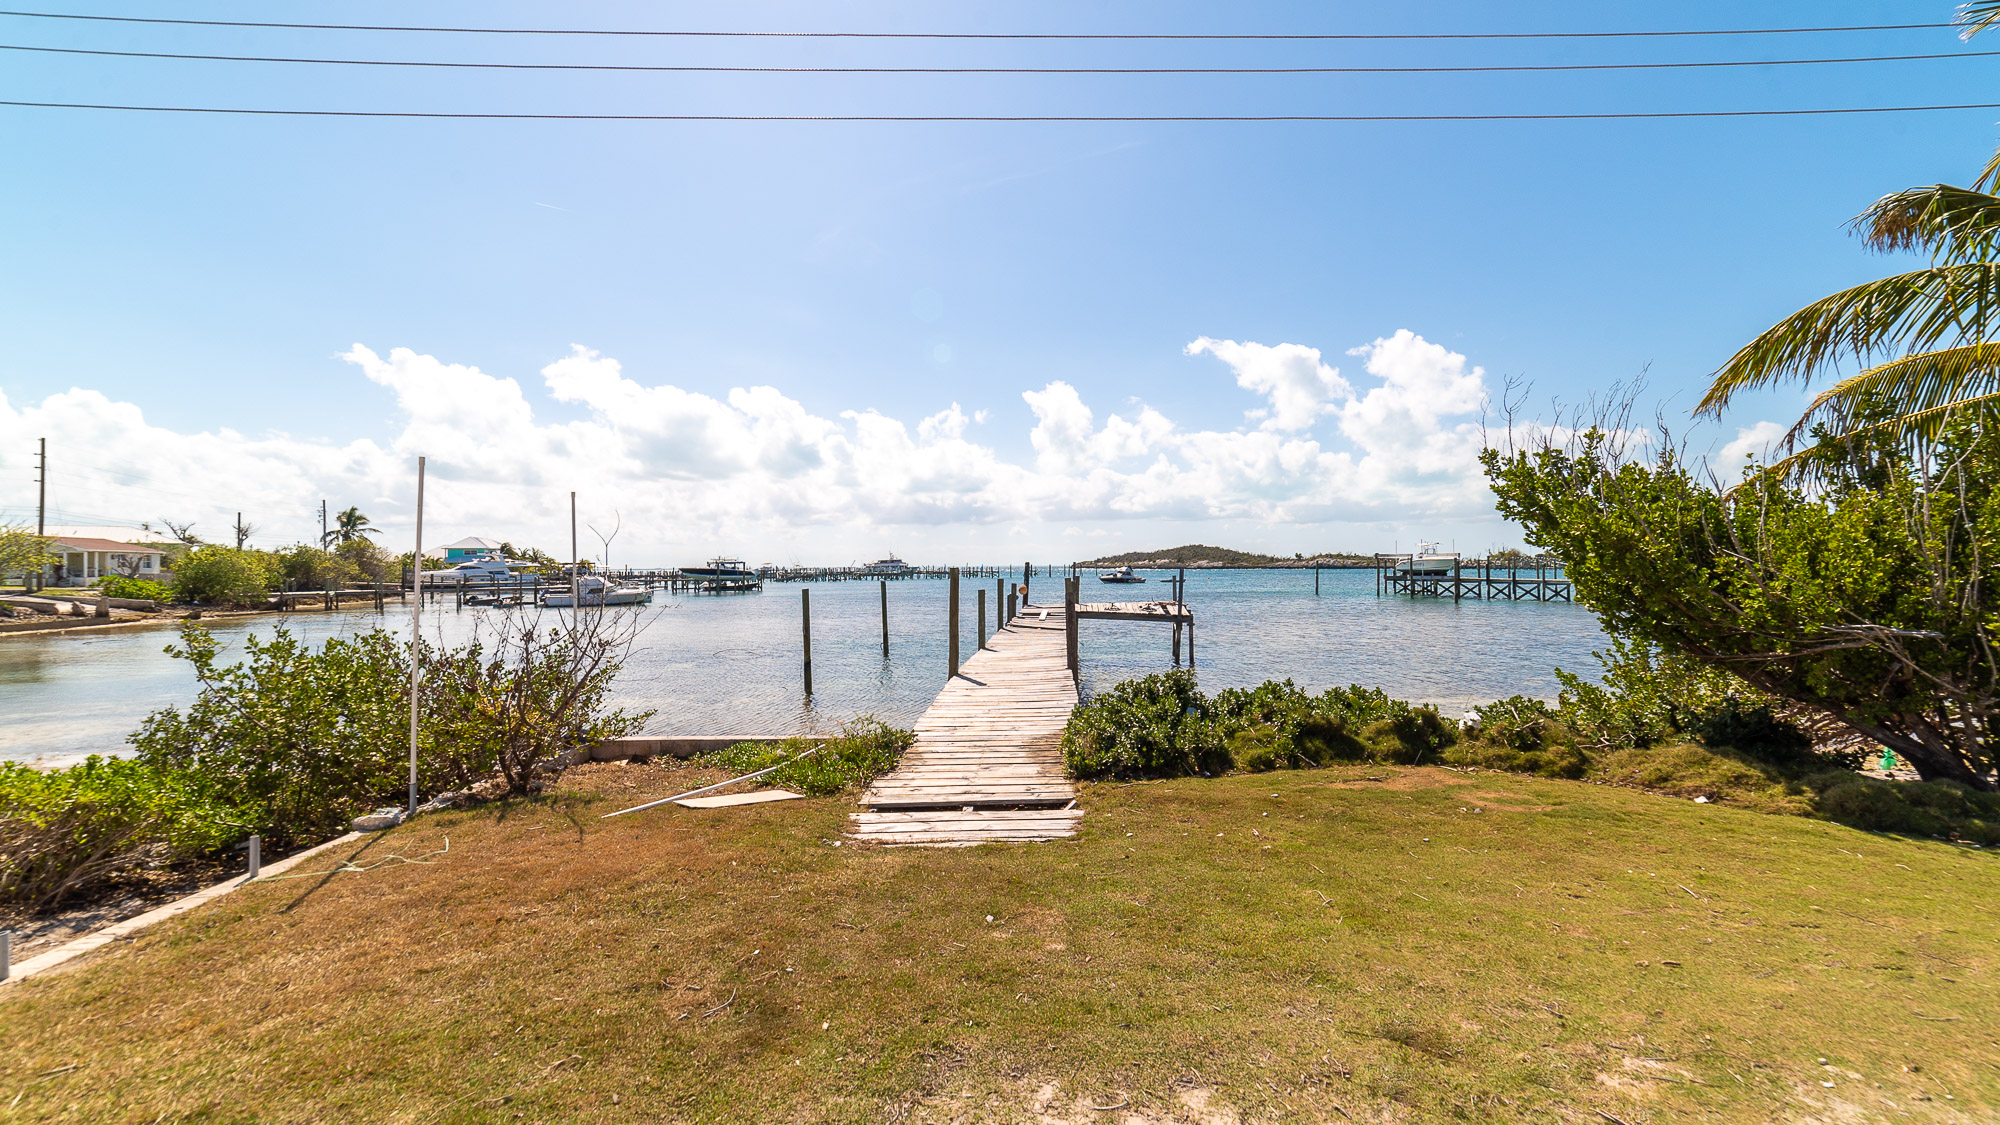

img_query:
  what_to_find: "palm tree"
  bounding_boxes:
[322,506,378,547]
[1696,5,2000,469]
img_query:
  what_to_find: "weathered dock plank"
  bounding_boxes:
[851,605,1080,844]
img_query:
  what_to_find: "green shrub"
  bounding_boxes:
[1063,669,1228,780]
[93,575,172,602]
[705,718,915,797]
[1359,707,1457,764]
[1813,775,2000,843]
[1213,680,1367,770]
[131,624,417,847]
[0,757,241,911]
[1693,697,1817,764]
[1441,739,1589,779]
[169,546,276,606]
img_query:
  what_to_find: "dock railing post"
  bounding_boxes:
[1023,561,1031,606]
[879,579,889,658]
[977,588,987,650]
[996,577,1005,626]
[948,567,960,678]
[1007,589,1017,626]
[1064,576,1079,678]
[802,588,813,697]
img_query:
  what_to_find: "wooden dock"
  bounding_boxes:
[849,604,1083,847]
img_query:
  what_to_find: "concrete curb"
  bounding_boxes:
[1,831,365,990]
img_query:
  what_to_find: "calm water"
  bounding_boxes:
[0,568,1607,767]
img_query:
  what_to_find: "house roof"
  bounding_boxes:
[52,537,162,553]
[438,536,505,550]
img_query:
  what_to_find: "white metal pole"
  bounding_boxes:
[408,456,425,815]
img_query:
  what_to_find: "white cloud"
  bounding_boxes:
[1717,420,1784,472]
[1,331,1510,558]
[1185,337,1353,431]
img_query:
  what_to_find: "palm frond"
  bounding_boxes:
[1696,263,2000,417]
[1959,0,2000,39]
[1778,343,2000,448]
[1854,183,2000,261]
[1756,388,2000,483]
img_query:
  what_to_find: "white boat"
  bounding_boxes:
[860,554,914,577]
[542,575,652,607]
[1396,541,1459,576]
[1097,565,1147,584]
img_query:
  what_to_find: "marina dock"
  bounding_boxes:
[850,603,1081,846]
[849,588,1194,847]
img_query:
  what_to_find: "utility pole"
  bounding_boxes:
[35,438,46,537]
[318,499,328,546]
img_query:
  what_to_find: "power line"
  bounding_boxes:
[0,10,1959,41]
[5,99,2000,122]
[7,41,1998,75]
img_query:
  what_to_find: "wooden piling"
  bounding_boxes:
[948,567,961,678]
[1007,590,1017,626]
[1173,621,1182,665]
[879,579,890,657]
[1064,576,1079,678]
[978,588,988,649]
[802,588,813,697]
[1315,565,1320,596]
[996,578,1005,627]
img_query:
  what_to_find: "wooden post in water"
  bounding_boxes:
[948,568,961,678]
[977,588,987,650]
[1064,576,1079,678]
[996,578,1005,626]
[1314,565,1320,596]
[802,588,813,697]
[1007,589,1017,625]
[879,579,889,657]
[1023,561,1031,606]
[1173,620,1182,665]
[1453,557,1462,604]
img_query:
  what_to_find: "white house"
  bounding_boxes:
[43,536,167,587]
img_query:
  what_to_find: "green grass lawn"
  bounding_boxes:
[1,761,1994,1123]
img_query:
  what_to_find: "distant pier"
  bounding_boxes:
[1374,553,1574,603]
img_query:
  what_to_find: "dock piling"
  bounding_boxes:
[1064,576,1079,678]
[879,579,889,658]
[802,588,813,697]
[948,568,961,678]
[978,588,987,650]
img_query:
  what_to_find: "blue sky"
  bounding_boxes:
[1,1,1996,563]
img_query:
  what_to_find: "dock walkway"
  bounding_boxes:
[849,604,1082,847]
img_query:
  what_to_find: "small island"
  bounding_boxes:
[1076,543,1377,569]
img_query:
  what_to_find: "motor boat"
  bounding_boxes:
[542,574,652,607]
[1395,541,1459,576]
[1097,565,1147,584]
[680,557,755,580]
[860,554,915,577]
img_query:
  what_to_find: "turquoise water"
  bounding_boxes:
[0,567,1605,767]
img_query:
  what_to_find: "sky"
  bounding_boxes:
[2,0,1996,565]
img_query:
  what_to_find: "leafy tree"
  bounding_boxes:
[0,523,53,581]
[169,546,277,605]
[321,506,377,547]
[1483,415,2000,791]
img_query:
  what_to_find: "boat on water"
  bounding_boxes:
[860,554,914,577]
[1395,541,1459,576]
[1097,565,1147,584]
[680,557,756,579]
[541,574,653,607]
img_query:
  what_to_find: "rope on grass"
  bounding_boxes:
[261,838,451,880]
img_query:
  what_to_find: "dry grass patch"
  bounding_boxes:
[0,760,1994,1123]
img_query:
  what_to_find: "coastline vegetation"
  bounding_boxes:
[0,612,654,913]
[703,719,916,797]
